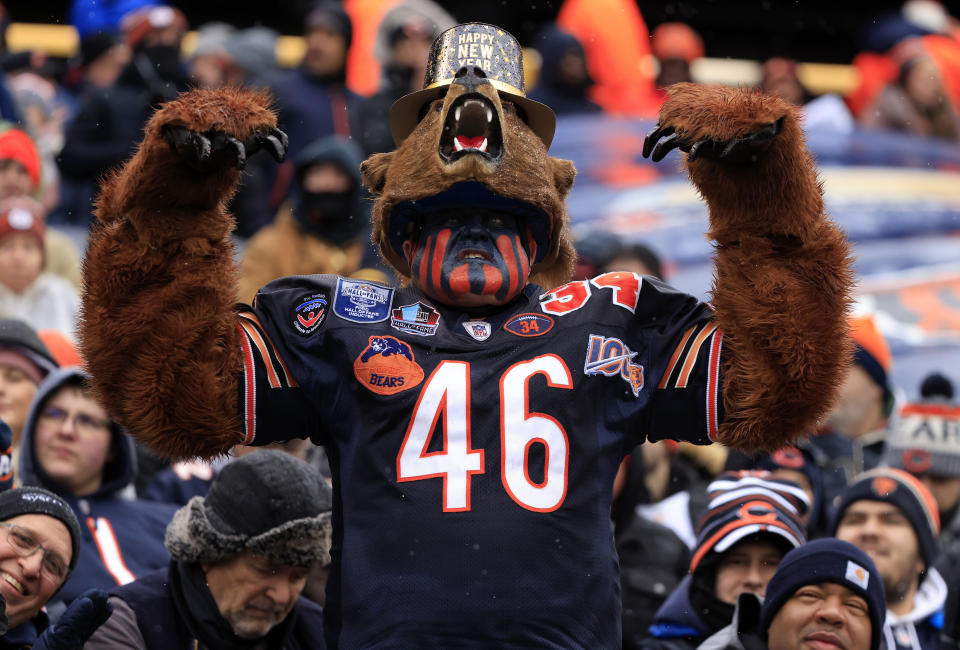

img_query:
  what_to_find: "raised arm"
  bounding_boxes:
[644,83,854,453]
[80,87,286,459]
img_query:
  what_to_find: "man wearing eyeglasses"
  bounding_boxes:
[15,368,177,615]
[0,486,111,647]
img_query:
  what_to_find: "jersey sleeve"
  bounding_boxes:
[235,275,341,447]
[633,278,725,445]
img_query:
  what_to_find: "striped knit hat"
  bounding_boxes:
[830,467,940,569]
[690,470,810,572]
[884,373,960,478]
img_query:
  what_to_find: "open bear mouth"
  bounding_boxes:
[439,93,503,163]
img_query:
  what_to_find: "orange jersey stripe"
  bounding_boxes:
[676,323,718,388]
[238,312,298,387]
[658,324,698,389]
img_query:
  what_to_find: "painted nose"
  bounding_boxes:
[452,66,490,93]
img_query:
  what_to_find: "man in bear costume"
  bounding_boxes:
[80,23,852,648]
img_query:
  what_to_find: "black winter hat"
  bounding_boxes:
[0,487,81,574]
[0,318,58,374]
[306,1,352,49]
[830,467,940,570]
[760,538,886,650]
[165,450,333,568]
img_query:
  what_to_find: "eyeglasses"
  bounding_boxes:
[0,523,69,583]
[39,406,111,435]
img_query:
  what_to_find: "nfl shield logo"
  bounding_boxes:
[463,321,492,341]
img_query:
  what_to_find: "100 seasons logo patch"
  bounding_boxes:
[354,336,424,395]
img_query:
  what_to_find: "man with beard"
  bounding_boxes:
[832,468,946,650]
[85,450,331,649]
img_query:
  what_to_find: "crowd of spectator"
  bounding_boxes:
[0,0,951,647]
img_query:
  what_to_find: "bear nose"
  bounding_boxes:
[453,66,490,93]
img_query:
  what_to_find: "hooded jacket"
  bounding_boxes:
[645,575,714,650]
[17,367,177,609]
[881,567,948,650]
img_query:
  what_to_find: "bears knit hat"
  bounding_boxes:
[755,446,824,527]
[759,539,886,650]
[0,487,82,574]
[0,128,41,192]
[690,470,810,572]
[830,467,940,569]
[884,373,960,478]
[165,449,333,568]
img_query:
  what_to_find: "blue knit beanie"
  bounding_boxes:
[760,539,886,650]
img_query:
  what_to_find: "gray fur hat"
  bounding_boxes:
[164,449,333,568]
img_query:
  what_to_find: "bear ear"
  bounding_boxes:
[549,157,576,200]
[360,151,395,195]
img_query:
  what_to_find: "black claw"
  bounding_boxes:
[642,124,672,159]
[269,128,289,160]
[226,136,246,170]
[262,133,287,163]
[687,140,704,161]
[650,131,683,162]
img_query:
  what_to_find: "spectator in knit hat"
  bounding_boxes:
[884,372,960,548]
[86,449,331,649]
[0,318,56,462]
[832,468,946,650]
[0,127,82,291]
[269,1,363,160]
[0,486,112,648]
[650,22,704,104]
[698,538,886,650]
[0,203,79,339]
[810,314,894,518]
[645,471,809,650]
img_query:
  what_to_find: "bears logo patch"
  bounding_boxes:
[504,313,553,337]
[390,302,441,336]
[871,476,898,498]
[354,336,424,395]
[583,334,644,397]
[292,292,328,336]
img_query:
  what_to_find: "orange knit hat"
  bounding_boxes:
[0,128,41,192]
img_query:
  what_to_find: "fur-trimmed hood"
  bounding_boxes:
[165,495,333,568]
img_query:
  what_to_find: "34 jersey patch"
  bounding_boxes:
[354,336,424,395]
[292,292,328,336]
[504,313,553,337]
[333,278,393,323]
[583,334,644,397]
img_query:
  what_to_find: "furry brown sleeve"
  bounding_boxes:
[660,84,854,453]
[80,87,278,460]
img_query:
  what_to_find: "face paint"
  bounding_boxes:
[406,211,532,308]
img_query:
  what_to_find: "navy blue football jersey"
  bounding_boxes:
[237,272,723,648]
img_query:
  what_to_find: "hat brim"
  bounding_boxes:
[390,84,556,150]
